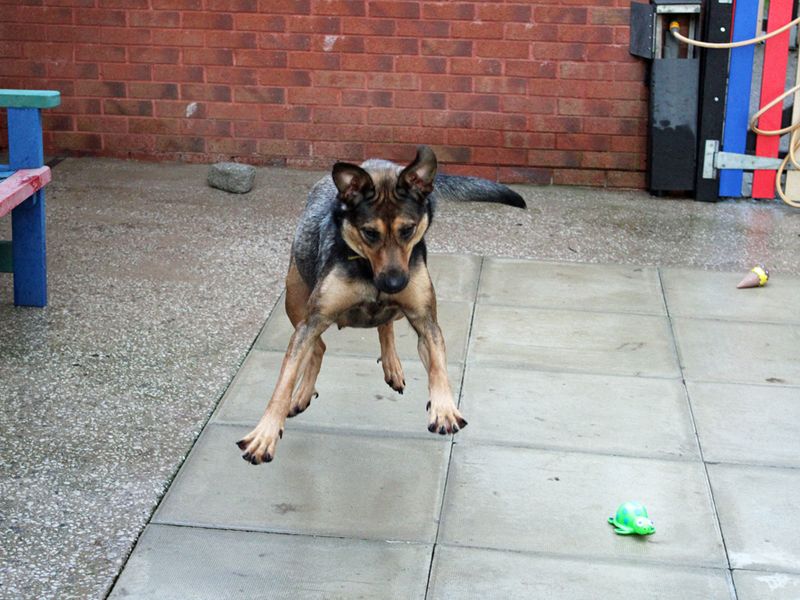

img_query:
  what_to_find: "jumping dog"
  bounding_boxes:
[237,146,525,464]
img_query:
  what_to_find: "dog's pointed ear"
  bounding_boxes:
[332,162,374,207]
[399,145,437,196]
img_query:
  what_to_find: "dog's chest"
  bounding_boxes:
[336,299,401,329]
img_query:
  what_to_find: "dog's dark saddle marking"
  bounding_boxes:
[336,300,401,329]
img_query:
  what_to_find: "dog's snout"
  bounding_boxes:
[376,269,409,294]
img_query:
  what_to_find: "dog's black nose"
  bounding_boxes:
[376,270,409,294]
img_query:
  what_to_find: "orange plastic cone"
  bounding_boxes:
[737,265,769,288]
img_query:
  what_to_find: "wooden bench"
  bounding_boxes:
[0,89,60,307]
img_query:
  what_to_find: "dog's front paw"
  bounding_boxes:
[426,401,467,435]
[236,420,284,465]
[379,355,405,394]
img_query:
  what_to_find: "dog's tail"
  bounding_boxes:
[432,174,526,209]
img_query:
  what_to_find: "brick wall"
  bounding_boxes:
[0,0,647,188]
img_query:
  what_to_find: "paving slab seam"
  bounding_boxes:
[473,299,669,318]
[657,267,739,600]
[211,418,454,442]
[732,566,800,577]
[434,540,733,573]
[103,293,285,600]
[423,256,485,600]
[465,360,684,381]
[683,377,800,390]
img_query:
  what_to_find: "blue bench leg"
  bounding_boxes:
[11,189,47,307]
[7,105,47,307]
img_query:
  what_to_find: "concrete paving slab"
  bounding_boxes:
[439,445,726,568]
[478,259,666,315]
[688,382,800,467]
[426,253,482,301]
[213,350,462,436]
[108,524,431,600]
[733,570,800,599]
[673,318,800,386]
[153,424,449,543]
[458,365,698,460]
[255,297,473,363]
[661,268,800,324]
[428,544,733,600]
[709,463,800,573]
[469,305,680,378]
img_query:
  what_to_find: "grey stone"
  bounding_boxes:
[428,545,732,600]
[459,365,698,459]
[469,304,680,378]
[688,382,800,467]
[673,318,800,386]
[109,524,431,600]
[709,463,800,572]
[207,161,256,193]
[439,445,727,568]
[153,424,449,542]
[733,570,800,600]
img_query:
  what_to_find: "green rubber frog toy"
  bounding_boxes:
[608,501,655,536]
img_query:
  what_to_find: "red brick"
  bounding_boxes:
[234,87,285,104]
[130,46,179,64]
[260,139,311,158]
[580,151,641,170]
[476,3,530,22]
[585,81,645,101]
[260,105,312,122]
[182,119,232,137]
[100,63,152,80]
[257,0,310,14]
[152,29,204,46]
[103,99,152,116]
[395,56,446,74]
[367,108,419,126]
[587,44,631,62]
[534,6,587,24]
[393,126,446,145]
[395,91,445,109]
[341,53,392,71]
[206,138,257,155]
[206,67,257,84]
[153,65,204,83]
[363,143,419,161]
[447,128,502,147]
[233,122,284,138]
[450,57,501,76]
[505,23,557,42]
[154,100,204,118]
[287,51,339,70]
[75,44,125,62]
[206,31,257,48]
[589,7,628,25]
[421,74,471,93]
[310,35,363,53]
[474,146,527,165]
[342,17,395,36]
[502,130,555,149]
[421,2,473,20]
[451,21,503,39]
[286,15,340,33]
[312,70,365,88]
[607,170,646,189]
[233,14,285,31]
[342,90,393,107]
[441,164,498,179]
[0,60,47,77]
[312,141,365,160]
[558,24,614,44]
[435,146,471,163]
[235,49,287,68]
[476,40,530,59]
[559,62,614,81]
[184,48,233,66]
[395,20,449,38]
[52,131,103,151]
[474,77,526,95]
[313,106,366,124]
[556,133,611,151]
[129,117,180,135]
[505,60,556,78]
[203,102,260,120]
[57,97,102,115]
[129,10,179,27]
[369,1,418,18]
[528,149,581,168]
[76,115,126,133]
[311,0,366,16]
[423,111,472,128]
[473,112,526,131]
[75,8,126,26]
[103,134,154,154]
[180,84,231,101]
[448,93,499,112]
[207,0,257,10]
[129,82,178,99]
[529,115,582,133]
[260,68,310,86]
[364,37,418,55]
[12,6,73,24]
[503,96,556,115]
[582,117,643,136]
[155,136,205,153]
[614,63,646,81]
[183,11,233,29]
[44,114,75,131]
[260,33,311,51]
[421,39,471,57]
[47,61,99,78]
[553,168,606,186]
[367,72,419,90]
[532,42,585,61]
[498,166,552,185]
[76,80,125,97]
[288,87,339,105]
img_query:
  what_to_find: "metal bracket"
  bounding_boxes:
[702,142,788,178]
[702,139,719,179]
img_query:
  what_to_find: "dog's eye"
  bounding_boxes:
[360,228,380,244]
[398,225,417,239]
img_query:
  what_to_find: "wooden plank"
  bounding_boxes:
[0,167,52,218]
[752,0,794,198]
[719,0,760,197]
[0,89,60,109]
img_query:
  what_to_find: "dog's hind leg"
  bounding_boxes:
[378,320,405,394]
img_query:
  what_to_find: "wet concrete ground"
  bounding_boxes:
[1,157,800,599]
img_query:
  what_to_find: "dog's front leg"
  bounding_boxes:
[405,309,467,435]
[237,313,331,464]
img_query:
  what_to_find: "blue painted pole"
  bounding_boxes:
[718,0,759,197]
[8,107,47,307]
